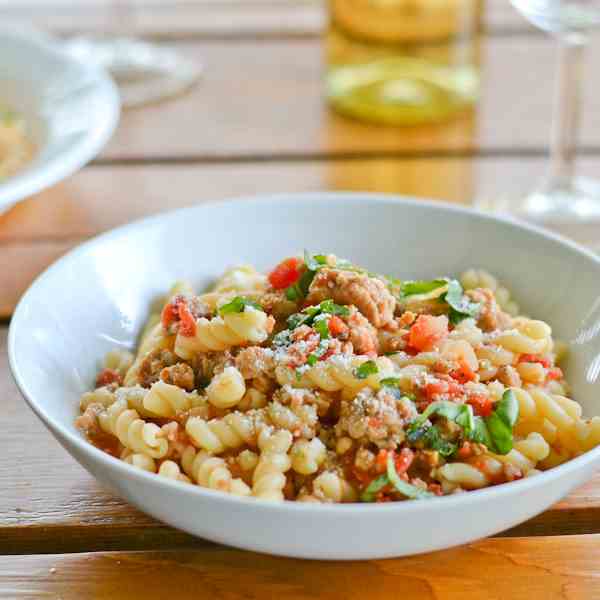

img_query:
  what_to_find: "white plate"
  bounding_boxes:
[0,26,119,212]
[9,193,600,559]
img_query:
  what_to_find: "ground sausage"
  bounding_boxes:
[137,349,177,388]
[160,362,195,391]
[306,269,396,328]
[466,288,513,332]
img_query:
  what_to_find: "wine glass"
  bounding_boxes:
[62,1,202,109]
[481,1,600,242]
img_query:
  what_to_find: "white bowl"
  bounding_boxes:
[0,26,119,212]
[9,193,600,559]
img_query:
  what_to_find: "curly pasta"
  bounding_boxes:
[77,259,598,504]
[98,398,168,458]
[312,471,357,502]
[122,450,156,472]
[181,446,251,496]
[460,268,520,316]
[275,356,396,394]
[251,429,293,501]
[143,380,205,417]
[174,307,271,358]
[213,265,268,294]
[206,366,246,409]
[158,460,191,483]
[290,438,327,475]
[185,410,263,454]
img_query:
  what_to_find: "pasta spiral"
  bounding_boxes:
[185,410,262,454]
[99,399,168,458]
[290,438,327,475]
[174,308,271,359]
[275,356,396,393]
[143,380,205,418]
[206,366,246,409]
[158,460,191,483]
[312,471,357,502]
[181,446,251,496]
[252,429,293,501]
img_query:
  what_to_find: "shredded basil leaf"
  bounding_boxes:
[354,360,379,380]
[409,401,474,435]
[386,454,434,500]
[218,296,263,316]
[313,316,330,340]
[306,354,318,367]
[360,474,389,502]
[303,250,328,272]
[285,285,302,301]
[483,389,519,454]
[400,279,447,299]
[421,426,458,457]
[443,280,480,324]
[286,300,349,330]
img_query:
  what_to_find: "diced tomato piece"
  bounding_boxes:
[394,448,414,475]
[177,300,196,337]
[547,367,563,381]
[161,295,197,337]
[375,491,393,503]
[450,358,477,384]
[408,315,449,352]
[161,297,180,329]
[467,393,493,417]
[328,315,348,337]
[519,354,551,368]
[368,417,383,429]
[457,441,473,459]
[352,466,373,485]
[424,377,463,402]
[96,368,122,387]
[268,257,303,289]
[375,449,388,473]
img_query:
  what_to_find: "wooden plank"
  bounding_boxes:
[81,34,599,161]
[2,155,600,317]
[2,308,600,555]
[2,536,600,598]
[0,0,532,38]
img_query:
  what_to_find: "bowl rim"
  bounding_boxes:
[9,191,600,515]
[0,25,120,211]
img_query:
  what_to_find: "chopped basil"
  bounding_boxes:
[306,354,318,367]
[386,454,434,500]
[482,389,519,454]
[409,400,475,437]
[354,360,378,380]
[304,250,328,272]
[360,474,389,502]
[218,296,263,316]
[419,425,458,457]
[285,284,302,301]
[400,279,447,299]
[286,300,349,330]
[443,280,480,325]
[407,392,518,455]
[313,316,330,340]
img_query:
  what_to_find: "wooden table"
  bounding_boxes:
[2,2,600,597]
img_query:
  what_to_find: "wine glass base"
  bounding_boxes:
[63,37,202,108]
[476,176,600,249]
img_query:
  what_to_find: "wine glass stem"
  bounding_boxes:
[547,33,586,189]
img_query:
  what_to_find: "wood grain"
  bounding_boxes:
[1,0,532,38]
[3,536,600,599]
[2,323,600,555]
[81,34,600,162]
[2,155,600,318]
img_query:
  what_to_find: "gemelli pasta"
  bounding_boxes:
[75,253,597,503]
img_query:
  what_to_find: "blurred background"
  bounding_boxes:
[0,0,599,314]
